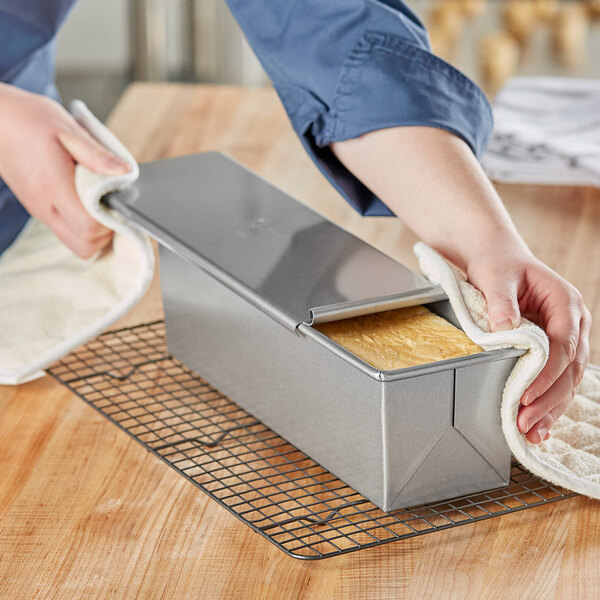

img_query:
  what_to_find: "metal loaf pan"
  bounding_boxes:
[104,152,523,511]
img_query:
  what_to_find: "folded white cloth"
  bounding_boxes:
[415,242,600,499]
[482,77,600,188]
[0,101,154,385]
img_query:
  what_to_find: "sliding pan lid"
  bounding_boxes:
[103,152,444,329]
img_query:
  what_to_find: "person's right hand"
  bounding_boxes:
[0,84,130,258]
[466,242,591,444]
[331,126,592,444]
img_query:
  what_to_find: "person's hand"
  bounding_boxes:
[0,84,130,258]
[331,126,591,445]
[467,241,591,444]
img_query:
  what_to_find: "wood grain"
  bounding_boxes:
[1,83,599,599]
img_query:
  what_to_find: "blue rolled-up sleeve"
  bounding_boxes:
[225,0,493,216]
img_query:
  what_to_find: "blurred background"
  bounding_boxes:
[55,0,600,120]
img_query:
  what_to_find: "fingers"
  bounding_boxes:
[48,206,113,258]
[27,161,114,258]
[519,299,591,444]
[52,148,113,233]
[52,117,125,257]
[466,253,589,446]
[482,271,522,331]
[518,366,575,435]
[525,397,572,444]
[57,124,130,176]
[39,149,114,258]
[521,290,584,405]
[577,307,592,384]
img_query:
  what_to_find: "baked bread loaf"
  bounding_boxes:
[316,305,483,370]
[480,31,520,95]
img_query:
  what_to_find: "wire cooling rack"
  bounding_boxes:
[49,321,577,560]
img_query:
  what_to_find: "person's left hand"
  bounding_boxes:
[467,242,591,444]
[0,84,129,258]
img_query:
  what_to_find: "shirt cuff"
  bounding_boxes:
[280,31,494,217]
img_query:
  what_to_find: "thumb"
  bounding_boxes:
[481,275,522,332]
[57,125,130,176]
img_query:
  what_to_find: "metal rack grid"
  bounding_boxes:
[49,321,577,560]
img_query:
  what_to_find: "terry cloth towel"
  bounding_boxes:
[481,77,600,189]
[0,101,154,385]
[414,242,600,499]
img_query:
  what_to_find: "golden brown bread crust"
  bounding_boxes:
[316,306,483,371]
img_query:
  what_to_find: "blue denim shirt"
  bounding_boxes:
[0,0,73,252]
[0,0,493,253]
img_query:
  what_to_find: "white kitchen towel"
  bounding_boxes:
[0,101,154,385]
[414,242,600,498]
[482,77,600,188]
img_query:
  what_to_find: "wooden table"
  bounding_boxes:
[1,84,599,599]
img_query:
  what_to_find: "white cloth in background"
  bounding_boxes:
[0,101,154,385]
[482,77,600,188]
[415,242,600,499]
